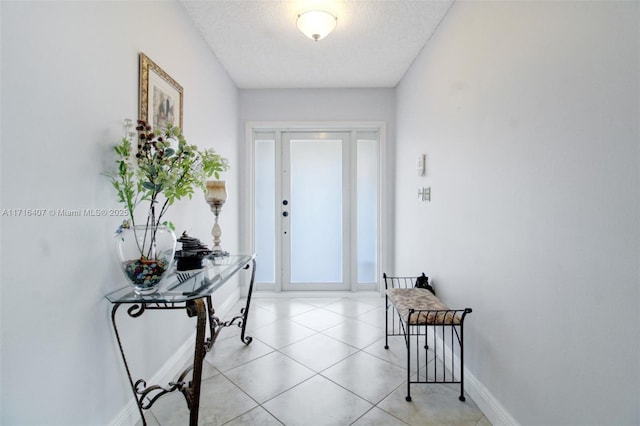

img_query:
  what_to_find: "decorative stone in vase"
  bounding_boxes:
[116,225,177,295]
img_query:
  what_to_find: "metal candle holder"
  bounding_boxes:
[205,180,228,256]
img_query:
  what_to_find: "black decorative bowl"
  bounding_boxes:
[174,232,212,271]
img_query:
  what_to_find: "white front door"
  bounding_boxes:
[282,131,350,291]
[250,125,381,292]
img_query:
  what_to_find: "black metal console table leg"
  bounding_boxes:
[239,258,256,345]
[111,303,147,425]
[185,298,207,426]
[111,299,209,426]
[204,258,257,347]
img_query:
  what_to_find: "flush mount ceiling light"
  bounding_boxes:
[296,10,337,42]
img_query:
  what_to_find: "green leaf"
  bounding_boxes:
[107,119,229,235]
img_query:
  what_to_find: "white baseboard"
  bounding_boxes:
[109,292,241,426]
[464,366,519,426]
[432,333,519,426]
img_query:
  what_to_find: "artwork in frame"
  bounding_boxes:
[139,52,183,130]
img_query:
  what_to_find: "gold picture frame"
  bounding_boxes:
[139,53,183,130]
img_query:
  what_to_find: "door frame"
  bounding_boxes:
[244,121,389,293]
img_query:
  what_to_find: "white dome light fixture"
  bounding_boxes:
[296,10,337,42]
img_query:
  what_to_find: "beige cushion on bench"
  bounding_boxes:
[386,288,461,325]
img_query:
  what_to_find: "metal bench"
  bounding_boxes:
[384,273,472,402]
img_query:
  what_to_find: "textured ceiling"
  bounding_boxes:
[179,0,453,89]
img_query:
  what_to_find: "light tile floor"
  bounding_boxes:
[140,296,491,426]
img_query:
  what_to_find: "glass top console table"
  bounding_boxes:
[105,254,256,426]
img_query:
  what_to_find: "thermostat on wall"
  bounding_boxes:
[417,154,425,176]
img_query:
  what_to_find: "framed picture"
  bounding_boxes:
[139,52,183,130]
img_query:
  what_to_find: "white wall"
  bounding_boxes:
[0,1,239,424]
[239,88,395,124]
[395,1,639,425]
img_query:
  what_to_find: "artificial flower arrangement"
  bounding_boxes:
[107,119,229,292]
